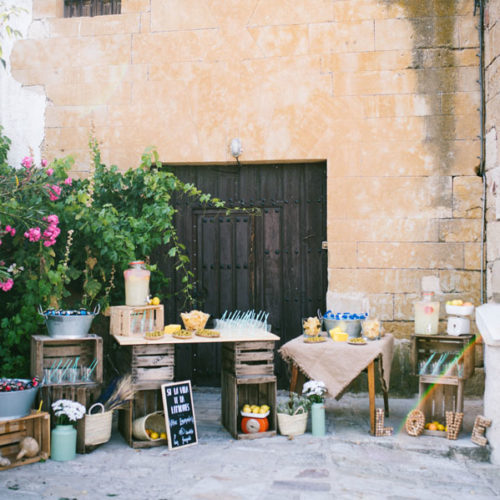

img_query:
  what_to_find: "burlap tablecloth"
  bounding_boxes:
[279,334,394,399]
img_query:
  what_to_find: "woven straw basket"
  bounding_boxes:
[132,411,166,441]
[277,407,308,436]
[84,403,113,446]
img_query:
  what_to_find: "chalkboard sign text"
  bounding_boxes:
[161,380,198,450]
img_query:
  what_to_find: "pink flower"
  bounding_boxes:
[45,214,59,225]
[24,227,41,242]
[5,225,11,232]
[64,177,72,186]
[0,239,2,246]
[47,184,62,201]
[0,278,14,291]
[41,159,48,167]
[22,156,33,169]
[10,228,15,236]
[46,168,54,176]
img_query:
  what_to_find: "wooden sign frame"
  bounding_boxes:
[161,380,198,450]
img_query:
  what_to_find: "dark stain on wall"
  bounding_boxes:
[380,0,461,176]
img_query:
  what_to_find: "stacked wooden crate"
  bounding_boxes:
[221,341,277,439]
[411,334,475,434]
[0,412,50,471]
[31,335,103,453]
[109,305,172,448]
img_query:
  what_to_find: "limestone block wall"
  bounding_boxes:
[9,0,482,337]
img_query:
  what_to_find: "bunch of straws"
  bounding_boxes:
[418,352,463,377]
[42,357,99,384]
[130,310,155,334]
[214,310,270,332]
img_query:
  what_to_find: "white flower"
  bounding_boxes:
[302,380,327,398]
[51,399,86,421]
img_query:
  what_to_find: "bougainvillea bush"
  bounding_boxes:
[0,131,223,376]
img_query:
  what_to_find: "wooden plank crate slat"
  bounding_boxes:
[118,389,168,449]
[221,370,277,440]
[0,412,50,471]
[110,305,164,337]
[31,335,103,385]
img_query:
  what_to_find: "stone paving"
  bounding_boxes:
[1,388,499,500]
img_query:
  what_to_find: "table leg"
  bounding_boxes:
[290,363,299,393]
[367,360,375,435]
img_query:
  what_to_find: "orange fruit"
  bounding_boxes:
[428,423,438,431]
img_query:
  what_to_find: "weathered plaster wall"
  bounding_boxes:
[486,0,500,299]
[0,0,45,167]
[9,0,481,337]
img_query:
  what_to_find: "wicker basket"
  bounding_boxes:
[84,403,113,446]
[132,411,166,441]
[277,407,308,436]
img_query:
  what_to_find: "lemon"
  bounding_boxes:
[160,432,167,439]
[243,405,251,413]
[261,405,270,412]
[437,424,445,431]
[150,297,160,306]
[150,431,159,440]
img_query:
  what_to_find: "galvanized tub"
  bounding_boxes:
[39,305,100,339]
[0,382,39,421]
[322,318,362,338]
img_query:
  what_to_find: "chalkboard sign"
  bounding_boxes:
[161,380,198,450]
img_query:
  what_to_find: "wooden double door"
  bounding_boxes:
[161,162,327,388]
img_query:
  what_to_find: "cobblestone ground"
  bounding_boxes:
[1,389,499,500]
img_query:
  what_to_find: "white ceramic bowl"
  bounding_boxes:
[445,304,474,316]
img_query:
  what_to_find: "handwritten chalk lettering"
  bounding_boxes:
[170,403,191,415]
[161,380,198,450]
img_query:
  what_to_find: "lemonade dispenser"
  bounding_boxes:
[124,261,150,306]
[414,291,440,335]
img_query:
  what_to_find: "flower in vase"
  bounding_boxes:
[302,380,327,404]
[51,399,86,425]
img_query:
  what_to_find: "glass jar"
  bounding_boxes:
[124,261,150,306]
[414,291,440,335]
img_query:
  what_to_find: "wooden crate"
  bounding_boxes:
[118,389,168,448]
[0,412,50,471]
[110,305,164,337]
[221,371,277,440]
[222,341,275,377]
[31,334,103,385]
[417,375,464,428]
[114,344,175,390]
[39,383,101,454]
[410,334,475,380]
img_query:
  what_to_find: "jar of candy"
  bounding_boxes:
[124,261,150,306]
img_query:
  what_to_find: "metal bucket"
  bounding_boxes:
[39,305,100,339]
[322,318,362,338]
[0,382,39,421]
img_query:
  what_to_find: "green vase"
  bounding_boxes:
[311,402,326,436]
[51,424,77,461]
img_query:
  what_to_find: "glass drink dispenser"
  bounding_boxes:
[124,261,150,306]
[414,291,440,335]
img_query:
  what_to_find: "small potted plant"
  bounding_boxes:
[302,380,327,436]
[276,392,311,437]
[51,399,86,461]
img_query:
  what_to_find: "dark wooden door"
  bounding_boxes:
[160,163,327,388]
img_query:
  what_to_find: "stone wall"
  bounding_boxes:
[8,0,482,344]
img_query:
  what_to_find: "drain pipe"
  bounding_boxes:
[475,0,486,304]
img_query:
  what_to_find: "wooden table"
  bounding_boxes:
[112,329,280,445]
[280,334,394,435]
